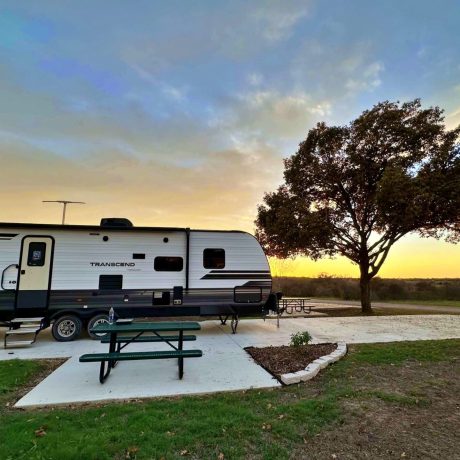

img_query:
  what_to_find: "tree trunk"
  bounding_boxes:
[359,270,372,314]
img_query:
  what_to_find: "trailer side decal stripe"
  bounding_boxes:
[208,270,270,274]
[0,233,18,240]
[200,274,271,280]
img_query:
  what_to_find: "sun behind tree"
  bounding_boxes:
[256,99,460,313]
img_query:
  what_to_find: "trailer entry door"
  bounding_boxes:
[16,236,54,309]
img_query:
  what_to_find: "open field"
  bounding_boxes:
[273,277,460,304]
[384,299,460,307]
[318,299,460,309]
[308,300,460,317]
[1,339,459,459]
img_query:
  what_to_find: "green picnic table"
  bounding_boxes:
[79,321,202,383]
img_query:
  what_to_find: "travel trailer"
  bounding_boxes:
[0,218,274,345]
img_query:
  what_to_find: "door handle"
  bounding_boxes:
[21,270,25,275]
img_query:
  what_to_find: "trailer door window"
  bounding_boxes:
[27,242,47,266]
[203,248,225,269]
[154,256,183,271]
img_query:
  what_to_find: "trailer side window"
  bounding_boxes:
[154,257,183,271]
[99,275,123,290]
[27,242,47,267]
[203,248,225,269]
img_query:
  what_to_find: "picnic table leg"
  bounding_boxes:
[99,360,110,383]
[99,331,117,383]
[178,330,184,379]
[109,331,118,368]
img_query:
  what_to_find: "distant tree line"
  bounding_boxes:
[272,276,460,302]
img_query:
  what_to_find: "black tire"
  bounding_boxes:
[52,315,82,342]
[87,314,110,340]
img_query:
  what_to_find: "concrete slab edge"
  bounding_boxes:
[280,342,347,385]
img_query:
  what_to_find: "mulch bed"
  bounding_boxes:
[246,343,337,379]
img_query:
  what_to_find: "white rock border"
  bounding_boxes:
[280,342,347,385]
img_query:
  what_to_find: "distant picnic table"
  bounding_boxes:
[79,321,202,383]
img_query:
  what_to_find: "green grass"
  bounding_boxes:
[1,340,459,460]
[368,390,430,407]
[311,297,460,307]
[0,360,44,396]
[343,339,460,365]
[380,299,460,307]
[0,378,340,460]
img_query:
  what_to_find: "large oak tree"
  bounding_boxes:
[256,100,460,312]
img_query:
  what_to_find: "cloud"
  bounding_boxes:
[118,0,312,68]
[446,107,460,130]
[5,0,459,243]
[248,73,263,86]
[0,13,388,236]
[250,1,310,43]
[212,89,331,146]
[290,41,385,101]
[344,61,384,92]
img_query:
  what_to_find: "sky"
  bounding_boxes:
[0,0,459,278]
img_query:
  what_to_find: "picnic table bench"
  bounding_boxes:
[79,321,202,383]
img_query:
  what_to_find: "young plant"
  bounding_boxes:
[290,331,312,347]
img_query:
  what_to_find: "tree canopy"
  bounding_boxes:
[256,99,460,312]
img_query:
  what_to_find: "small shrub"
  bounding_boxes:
[290,331,312,347]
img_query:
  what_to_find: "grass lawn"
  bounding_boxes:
[1,340,459,459]
[308,296,460,308]
[379,299,460,307]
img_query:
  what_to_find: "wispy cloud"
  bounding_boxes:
[250,1,311,42]
[345,61,384,93]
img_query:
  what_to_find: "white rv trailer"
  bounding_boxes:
[0,219,274,343]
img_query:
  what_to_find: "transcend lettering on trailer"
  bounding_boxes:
[90,262,136,267]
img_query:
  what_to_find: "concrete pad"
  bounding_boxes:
[1,314,459,407]
[222,315,460,348]
[16,352,278,408]
[15,322,280,407]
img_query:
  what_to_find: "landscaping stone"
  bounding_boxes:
[295,370,311,381]
[302,362,321,380]
[312,357,330,369]
[279,342,347,384]
[281,372,301,385]
[327,352,342,363]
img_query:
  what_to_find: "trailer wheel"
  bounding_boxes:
[87,314,110,340]
[52,315,82,342]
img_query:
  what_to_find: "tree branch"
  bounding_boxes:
[333,240,360,263]
[369,232,406,277]
[330,223,360,251]
[338,182,364,237]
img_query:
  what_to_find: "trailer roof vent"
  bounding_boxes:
[100,218,133,228]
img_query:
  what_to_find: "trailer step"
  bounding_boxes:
[6,328,41,335]
[4,340,35,347]
[4,317,45,349]
[10,317,44,323]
